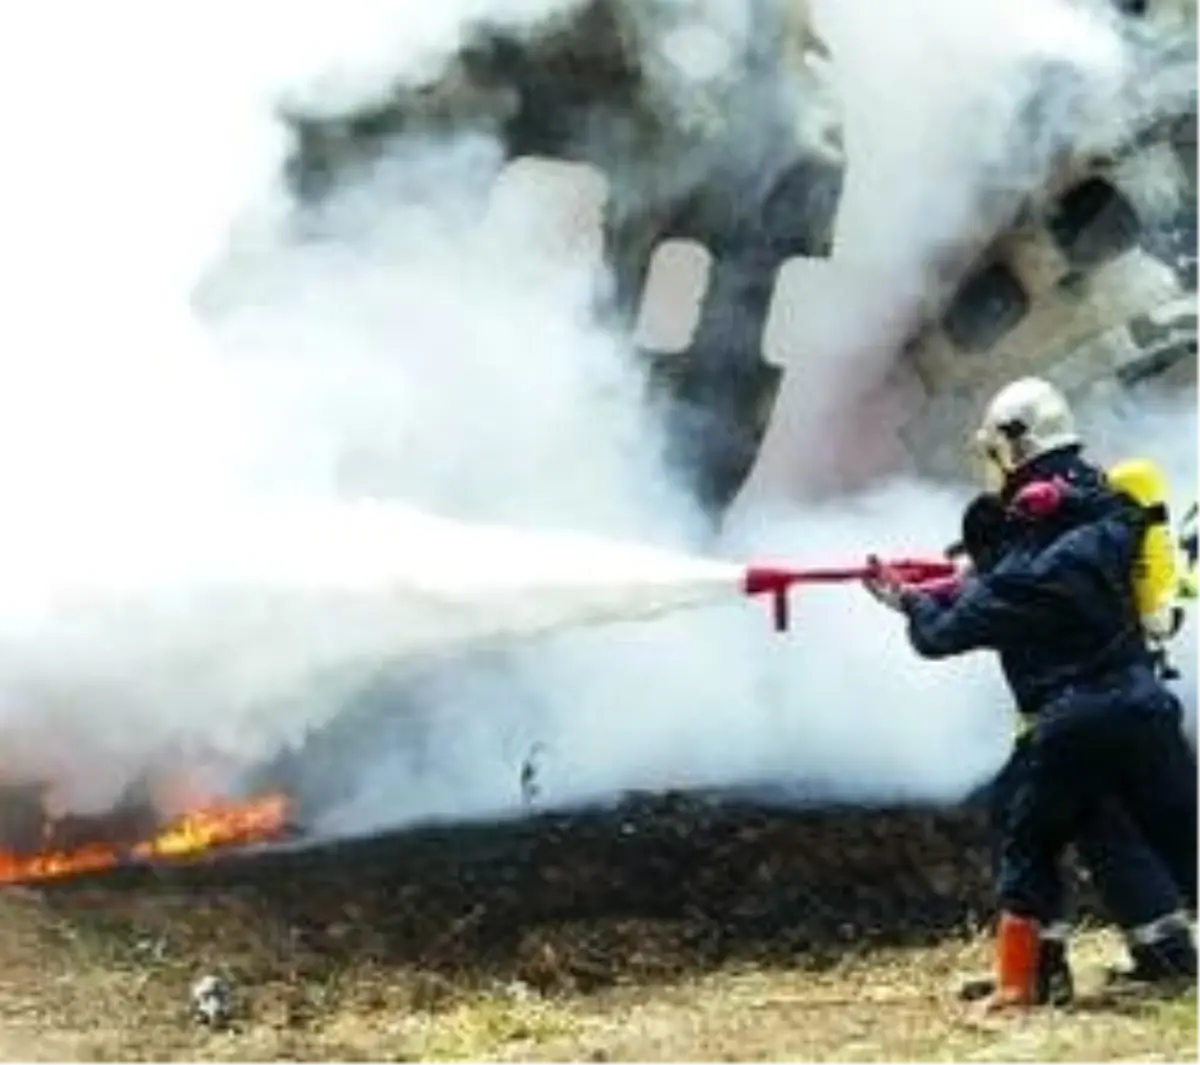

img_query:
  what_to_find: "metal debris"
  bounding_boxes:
[190,974,233,1028]
[519,742,546,807]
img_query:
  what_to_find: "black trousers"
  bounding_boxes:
[990,734,1185,931]
[997,691,1197,923]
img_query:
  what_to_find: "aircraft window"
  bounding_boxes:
[633,239,714,354]
[759,160,843,258]
[941,261,1031,352]
[1047,178,1140,269]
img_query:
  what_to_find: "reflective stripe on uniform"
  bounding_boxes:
[1125,910,1192,946]
[1041,921,1071,943]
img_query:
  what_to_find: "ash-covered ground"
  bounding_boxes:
[0,789,1186,1064]
[31,788,1103,992]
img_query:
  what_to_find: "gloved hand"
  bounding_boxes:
[862,556,909,612]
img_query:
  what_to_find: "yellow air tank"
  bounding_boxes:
[1107,458,1180,640]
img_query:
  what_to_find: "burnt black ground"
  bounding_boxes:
[28,790,1083,993]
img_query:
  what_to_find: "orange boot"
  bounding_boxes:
[984,912,1041,1012]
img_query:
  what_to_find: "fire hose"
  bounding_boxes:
[743,557,957,632]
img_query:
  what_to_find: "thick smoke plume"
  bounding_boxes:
[0,0,1191,834]
[0,0,610,812]
[735,0,1189,504]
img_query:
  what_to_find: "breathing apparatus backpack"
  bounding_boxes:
[1106,458,1183,642]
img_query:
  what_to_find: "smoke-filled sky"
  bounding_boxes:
[0,0,1191,828]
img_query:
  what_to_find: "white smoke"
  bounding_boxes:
[734,0,1159,504]
[0,0,1189,834]
[0,0,616,811]
[320,475,1013,834]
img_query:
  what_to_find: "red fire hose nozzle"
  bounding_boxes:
[743,566,804,632]
[742,557,957,632]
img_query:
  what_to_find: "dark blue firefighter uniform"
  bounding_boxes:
[957,487,1192,988]
[900,449,1198,927]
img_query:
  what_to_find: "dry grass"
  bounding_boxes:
[0,889,1192,1062]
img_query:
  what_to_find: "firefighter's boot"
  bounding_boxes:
[960,914,1062,1010]
[1107,924,1197,992]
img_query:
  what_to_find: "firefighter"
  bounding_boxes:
[947,491,1195,1005]
[863,376,1198,1011]
[1179,502,1197,602]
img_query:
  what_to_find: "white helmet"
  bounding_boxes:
[972,377,1081,485]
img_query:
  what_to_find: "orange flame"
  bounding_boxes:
[0,793,290,885]
[133,794,289,860]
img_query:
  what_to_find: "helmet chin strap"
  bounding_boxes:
[983,459,1007,493]
[979,442,1014,493]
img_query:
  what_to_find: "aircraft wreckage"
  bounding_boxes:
[10,2,1197,926]
[282,0,1197,506]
